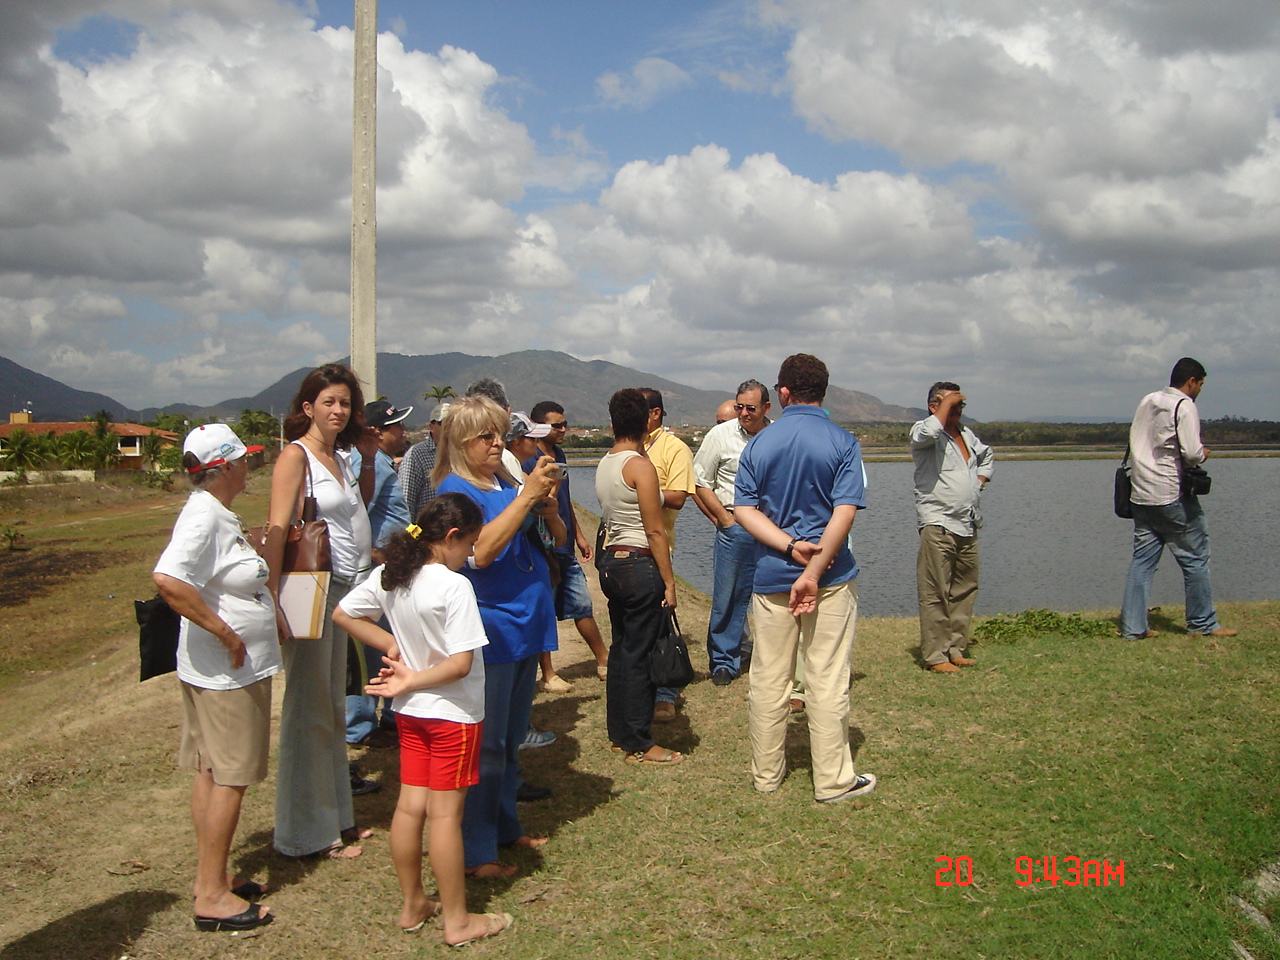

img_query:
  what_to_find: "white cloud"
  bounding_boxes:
[766,0,1280,268]
[596,57,693,110]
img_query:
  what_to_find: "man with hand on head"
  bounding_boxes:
[911,382,994,674]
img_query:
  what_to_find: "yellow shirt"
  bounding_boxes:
[644,425,695,551]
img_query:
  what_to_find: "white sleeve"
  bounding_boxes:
[338,568,388,620]
[438,577,489,655]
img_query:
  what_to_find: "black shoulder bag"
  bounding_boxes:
[1174,399,1211,499]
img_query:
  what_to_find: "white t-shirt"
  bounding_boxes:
[154,490,282,690]
[338,563,488,723]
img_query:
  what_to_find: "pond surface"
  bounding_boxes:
[566,457,1279,617]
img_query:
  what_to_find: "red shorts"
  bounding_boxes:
[397,715,482,791]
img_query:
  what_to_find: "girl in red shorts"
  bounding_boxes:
[335,493,513,946]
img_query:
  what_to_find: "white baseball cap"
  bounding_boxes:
[184,423,264,473]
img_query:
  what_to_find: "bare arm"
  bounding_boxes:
[153,572,246,670]
[787,505,858,614]
[332,607,399,660]
[695,485,734,528]
[354,429,379,506]
[264,443,307,595]
[471,456,560,568]
[364,649,475,700]
[625,455,677,609]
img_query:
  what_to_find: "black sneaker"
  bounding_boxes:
[516,782,552,802]
[349,763,381,796]
[712,668,734,686]
[818,773,877,803]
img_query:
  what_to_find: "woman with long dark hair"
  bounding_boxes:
[596,389,683,766]
[265,363,377,859]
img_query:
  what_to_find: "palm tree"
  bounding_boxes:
[1,428,49,471]
[58,430,97,468]
[90,409,113,440]
[235,409,277,444]
[142,433,165,471]
[423,384,456,403]
[91,433,121,469]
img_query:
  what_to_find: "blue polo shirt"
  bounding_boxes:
[734,404,866,594]
[351,448,411,548]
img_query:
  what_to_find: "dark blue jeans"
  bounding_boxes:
[599,553,665,753]
[706,521,756,675]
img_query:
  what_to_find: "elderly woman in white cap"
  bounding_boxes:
[153,424,276,933]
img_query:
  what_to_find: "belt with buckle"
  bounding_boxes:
[604,545,653,558]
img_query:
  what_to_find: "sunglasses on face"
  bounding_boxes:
[470,432,500,444]
[734,403,758,413]
[547,421,568,430]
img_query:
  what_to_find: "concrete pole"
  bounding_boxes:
[350,0,377,399]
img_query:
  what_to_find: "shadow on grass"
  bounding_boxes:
[785,723,868,776]
[0,890,181,960]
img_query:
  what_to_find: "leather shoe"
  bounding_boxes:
[711,669,734,686]
[928,662,961,673]
[950,656,977,666]
[516,782,552,802]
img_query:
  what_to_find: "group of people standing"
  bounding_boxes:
[152,350,1233,942]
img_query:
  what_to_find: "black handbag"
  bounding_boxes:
[649,608,694,688]
[135,594,180,681]
[1114,446,1133,519]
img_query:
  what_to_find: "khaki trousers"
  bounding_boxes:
[748,581,858,801]
[916,525,979,666]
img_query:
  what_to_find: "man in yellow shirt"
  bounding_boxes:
[639,388,695,721]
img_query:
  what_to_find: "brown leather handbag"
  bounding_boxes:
[248,452,331,573]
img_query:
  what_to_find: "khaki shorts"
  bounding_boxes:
[179,677,273,786]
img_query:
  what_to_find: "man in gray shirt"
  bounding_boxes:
[911,382,994,673]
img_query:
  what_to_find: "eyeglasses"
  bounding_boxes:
[733,403,758,413]
[469,432,500,444]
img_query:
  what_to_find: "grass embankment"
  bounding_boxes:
[1,478,1279,959]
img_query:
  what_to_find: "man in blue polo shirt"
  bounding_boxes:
[734,354,876,804]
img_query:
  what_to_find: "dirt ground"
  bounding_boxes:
[0,488,715,960]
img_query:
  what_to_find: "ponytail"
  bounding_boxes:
[379,492,484,590]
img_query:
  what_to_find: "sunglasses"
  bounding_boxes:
[546,421,568,430]
[733,403,759,413]
[469,432,501,444]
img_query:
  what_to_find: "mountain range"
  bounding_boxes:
[1,351,926,426]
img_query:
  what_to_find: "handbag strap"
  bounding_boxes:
[291,441,318,524]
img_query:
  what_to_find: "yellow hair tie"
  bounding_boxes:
[406,523,422,539]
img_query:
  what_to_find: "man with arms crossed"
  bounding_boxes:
[694,380,771,685]
[911,382,994,673]
[1120,357,1236,639]
[734,354,875,803]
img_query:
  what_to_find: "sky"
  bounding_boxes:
[1,0,1278,420]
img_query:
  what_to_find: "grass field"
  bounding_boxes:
[1,475,1278,959]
